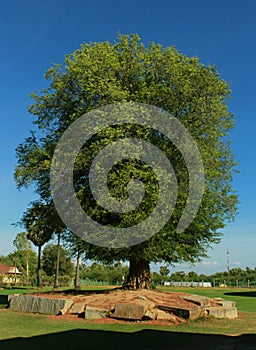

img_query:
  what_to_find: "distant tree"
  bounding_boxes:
[151,271,163,285]
[21,202,53,287]
[169,270,186,281]
[79,262,128,285]
[7,249,37,279]
[159,266,170,278]
[245,266,254,281]
[13,232,32,251]
[229,268,244,276]
[13,232,35,281]
[49,210,66,289]
[63,231,87,290]
[187,270,199,281]
[42,244,74,277]
[0,255,13,266]
[110,262,129,285]
[198,273,210,282]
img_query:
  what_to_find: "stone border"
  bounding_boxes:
[8,293,238,321]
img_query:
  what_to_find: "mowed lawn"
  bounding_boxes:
[0,287,255,350]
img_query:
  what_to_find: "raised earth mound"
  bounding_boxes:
[9,289,238,324]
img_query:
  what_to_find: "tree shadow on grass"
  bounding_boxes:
[0,329,256,350]
[225,291,256,297]
[33,288,121,297]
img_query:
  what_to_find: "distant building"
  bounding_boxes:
[0,262,22,284]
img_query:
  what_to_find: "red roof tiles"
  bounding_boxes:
[0,262,21,274]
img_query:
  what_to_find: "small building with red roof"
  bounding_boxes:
[0,262,22,284]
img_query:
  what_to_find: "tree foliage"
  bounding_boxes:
[159,265,170,278]
[80,262,128,285]
[13,232,32,251]
[12,232,37,278]
[20,202,54,287]
[21,203,54,247]
[15,34,238,289]
[151,267,256,286]
[42,243,74,277]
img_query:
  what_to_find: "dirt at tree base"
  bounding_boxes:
[31,288,211,309]
[27,288,227,325]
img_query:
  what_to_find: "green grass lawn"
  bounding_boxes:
[160,286,256,313]
[0,286,255,349]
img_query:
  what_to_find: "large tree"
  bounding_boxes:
[15,34,238,289]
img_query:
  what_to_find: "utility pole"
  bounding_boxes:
[227,249,230,274]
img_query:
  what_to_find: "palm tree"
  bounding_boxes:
[21,202,53,287]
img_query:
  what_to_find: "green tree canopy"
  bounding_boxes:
[42,244,74,277]
[13,232,33,251]
[79,262,128,285]
[20,202,54,287]
[15,34,238,289]
[159,266,170,278]
[12,232,37,278]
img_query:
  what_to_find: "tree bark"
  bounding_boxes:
[123,258,151,289]
[74,249,81,290]
[54,232,61,289]
[37,245,42,288]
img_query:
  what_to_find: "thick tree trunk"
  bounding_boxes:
[54,232,61,289]
[37,245,42,288]
[74,249,81,290]
[124,258,151,289]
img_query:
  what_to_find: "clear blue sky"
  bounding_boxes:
[1,0,255,274]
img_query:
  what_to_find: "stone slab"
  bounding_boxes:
[156,309,177,322]
[85,306,108,320]
[144,309,156,320]
[69,302,86,314]
[157,305,206,320]
[206,306,238,319]
[137,295,148,301]
[60,300,74,315]
[180,294,210,307]
[215,300,236,308]
[9,295,73,315]
[213,297,224,301]
[112,304,146,320]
